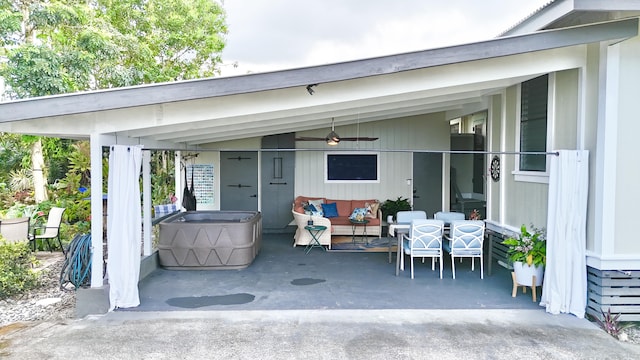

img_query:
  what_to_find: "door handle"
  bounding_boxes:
[250,194,257,198]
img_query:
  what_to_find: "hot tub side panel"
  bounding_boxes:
[158,212,262,270]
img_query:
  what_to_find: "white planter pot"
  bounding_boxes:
[513,262,544,287]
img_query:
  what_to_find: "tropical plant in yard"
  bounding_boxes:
[502,224,547,267]
[595,308,635,340]
[9,168,32,192]
[0,240,41,299]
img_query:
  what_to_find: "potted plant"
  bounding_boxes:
[380,197,411,223]
[502,224,546,286]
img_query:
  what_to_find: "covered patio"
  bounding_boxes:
[3,7,640,319]
[124,233,540,312]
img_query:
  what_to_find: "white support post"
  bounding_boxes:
[442,153,450,211]
[596,43,620,258]
[142,150,152,256]
[175,151,182,207]
[90,133,104,288]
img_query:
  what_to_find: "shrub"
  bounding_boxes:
[380,197,411,220]
[0,239,41,299]
[502,224,546,267]
[595,308,635,340]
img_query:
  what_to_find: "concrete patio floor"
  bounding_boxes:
[128,233,542,312]
[7,233,640,359]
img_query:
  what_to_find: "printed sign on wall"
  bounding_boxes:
[187,164,214,204]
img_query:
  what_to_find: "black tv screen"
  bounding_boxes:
[326,153,378,181]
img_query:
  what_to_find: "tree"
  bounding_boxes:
[0,0,227,202]
[100,0,228,83]
[0,0,228,98]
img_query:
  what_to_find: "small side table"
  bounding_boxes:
[350,219,369,244]
[304,225,327,254]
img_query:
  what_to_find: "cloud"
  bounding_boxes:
[220,0,550,76]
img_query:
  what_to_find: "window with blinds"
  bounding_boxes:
[519,74,548,172]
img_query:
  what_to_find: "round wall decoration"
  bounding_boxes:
[490,155,500,182]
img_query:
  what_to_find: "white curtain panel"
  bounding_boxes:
[540,150,589,318]
[107,145,143,310]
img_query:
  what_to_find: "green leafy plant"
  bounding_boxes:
[502,224,546,267]
[380,197,411,220]
[595,308,635,339]
[0,239,41,299]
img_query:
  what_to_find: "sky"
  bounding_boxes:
[219,0,552,76]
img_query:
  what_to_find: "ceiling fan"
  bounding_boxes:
[294,136,379,142]
[295,117,378,144]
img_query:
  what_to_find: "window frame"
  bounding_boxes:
[513,73,555,184]
[324,151,380,184]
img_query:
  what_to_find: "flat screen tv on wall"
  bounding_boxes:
[325,153,379,183]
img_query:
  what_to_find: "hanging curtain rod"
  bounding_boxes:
[146,148,560,156]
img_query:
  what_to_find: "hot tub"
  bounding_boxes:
[158,211,262,270]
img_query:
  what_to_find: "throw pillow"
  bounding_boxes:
[322,202,339,218]
[308,199,324,211]
[308,204,324,217]
[365,201,380,218]
[301,201,313,215]
[349,208,368,221]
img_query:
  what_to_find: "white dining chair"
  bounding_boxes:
[443,220,485,279]
[403,219,445,279]
[395,210,427,224]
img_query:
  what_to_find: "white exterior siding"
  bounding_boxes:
[502,85,549,227]
[588,31,640,269]
[553,69,580,151]
[294,113,449,202]
[613,33,640,255]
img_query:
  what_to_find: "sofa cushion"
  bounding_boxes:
[295,196,325,209]
[326,199,353,217]
[330,216,381,227]
[322,202,339,218]
[329,217,353,226]
[293,196,324,214]
[352,199,376,210]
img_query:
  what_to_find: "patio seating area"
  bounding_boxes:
[129,233,543,312]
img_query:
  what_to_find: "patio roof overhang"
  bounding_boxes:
[0,18,637,148]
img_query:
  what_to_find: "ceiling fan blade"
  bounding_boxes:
[295,137,379,142]
[294,137,326,141]
[339,137,379,141]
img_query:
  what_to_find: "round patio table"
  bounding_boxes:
[304,225,327,254]
[349,218,369,244]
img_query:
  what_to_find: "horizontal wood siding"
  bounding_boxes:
[587,267,640,322]
[487,230,510,267]
[502,84,549,228]
[294,114,449,202]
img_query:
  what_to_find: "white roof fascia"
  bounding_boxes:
[502,0,640,36]
[0,45,585,145]
[501,1,571,36]
[0,17,637,124]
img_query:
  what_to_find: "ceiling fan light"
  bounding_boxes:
[326,131,340,145]
[325,118,340,145]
